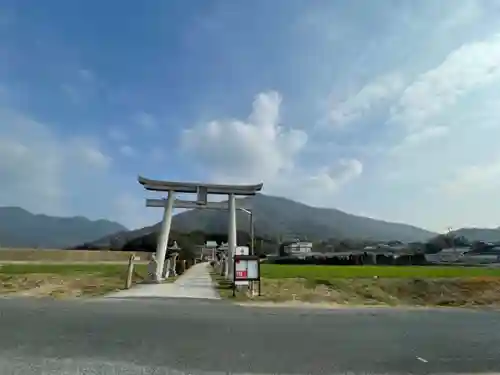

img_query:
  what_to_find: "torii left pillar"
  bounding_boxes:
[155,190,175,282]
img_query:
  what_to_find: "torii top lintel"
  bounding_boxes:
[138,176,263,196]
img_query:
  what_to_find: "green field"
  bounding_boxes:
[261,264,500,279]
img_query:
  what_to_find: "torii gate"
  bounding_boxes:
[138,176,263,282]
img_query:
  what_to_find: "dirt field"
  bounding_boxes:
[253,277,500,307]
[261,264,500,279]
[0,263,149,298]
[213,265,500,308]
[0,248,152,263]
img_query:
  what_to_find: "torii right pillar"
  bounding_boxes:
[226,193,237,279]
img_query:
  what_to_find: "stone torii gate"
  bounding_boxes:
[138,176,263,282]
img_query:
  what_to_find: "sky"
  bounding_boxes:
[1,0,500,232]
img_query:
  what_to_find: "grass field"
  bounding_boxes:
[261,264,500,279]
[0,263,149,298]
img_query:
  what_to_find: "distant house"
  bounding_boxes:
[363,243,409,254]
[279,240,313,256]
[424,247,471,263]
[462,245,500,264]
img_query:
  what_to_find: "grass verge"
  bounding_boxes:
[0,263,149,298]
[209,269,235,299]
[213,265,500,308]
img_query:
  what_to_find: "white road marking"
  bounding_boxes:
[416,356,428,363]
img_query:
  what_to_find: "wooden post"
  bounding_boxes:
[125,253,135,289]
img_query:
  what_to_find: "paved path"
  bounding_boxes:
[107,262,220,299]
[1,297,500,374]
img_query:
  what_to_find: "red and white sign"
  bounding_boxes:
[236,269,248,279]
[234,257,249,286]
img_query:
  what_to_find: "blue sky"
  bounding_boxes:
[1,0,500,232]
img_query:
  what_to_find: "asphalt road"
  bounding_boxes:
[1,297,500,374]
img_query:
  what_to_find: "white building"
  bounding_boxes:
[284,241,313,255]
[424,247,470,263]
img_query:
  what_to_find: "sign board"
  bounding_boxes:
[233,255,260,281]
[235,246,249,256]
[232,255,261,297]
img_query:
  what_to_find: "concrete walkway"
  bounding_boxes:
[107,262,220,299]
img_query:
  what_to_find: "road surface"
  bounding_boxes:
[1,297,500,374]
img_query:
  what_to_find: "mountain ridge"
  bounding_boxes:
[0,207,127,248]
[6,194,500,251]
[169,193,437,242]
[452,227,500,243]
[82,194,437,251]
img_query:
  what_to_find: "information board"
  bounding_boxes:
[232,255,261,297]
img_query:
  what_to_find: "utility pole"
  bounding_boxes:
[239,208,254,256]
[250,211,254,256]
[447,226,457,260]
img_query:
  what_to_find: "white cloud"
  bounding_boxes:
[389,125,449,155]
[439,158,500,196]
[390,33,500,131]
[67,137,112,169]
[384,33,500,168]
[401,126,448,145]
[328,73,404,128]
[181,91,307,184]
[111,192,157,229]
[149,147,165,162]
[278,158,363,202]
[0,108,112,216]
[181,91,362,203]
[0,113,63,213]
[135,111,157,130]
[107,127,128,142]
[119,145,136,158]
[365,30,500,230]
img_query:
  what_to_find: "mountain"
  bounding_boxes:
[171,194,436,242]
[83,194,436,250]
[452,227,500,243]
[0,207,127,248]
